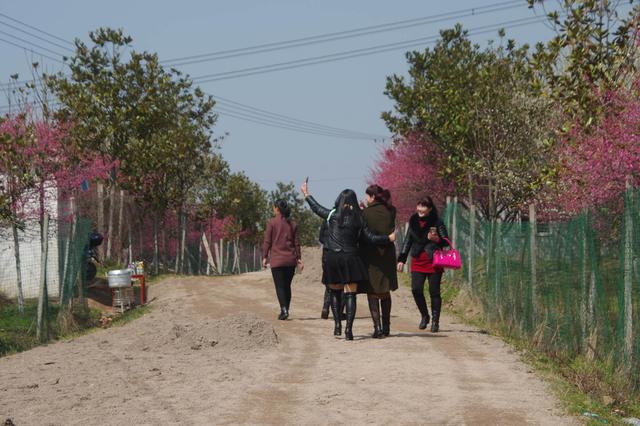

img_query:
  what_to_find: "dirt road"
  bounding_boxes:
[0,248,577,425]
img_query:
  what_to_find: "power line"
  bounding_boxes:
[190,15,547,84]
[0,19,75,53]
[216,108,383,140]
[162,0,524,67]
[214,96,386,139]
[1,2,529,88]
[0,29,68,58]
[0,12,75,46]
[0,37,64,64]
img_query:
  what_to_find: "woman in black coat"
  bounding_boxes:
[397,197,449,332]
[359,185,398,338]
[301,181,395,340]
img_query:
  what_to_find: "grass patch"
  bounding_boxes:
[446,287,640,425]
[0,298,150,357]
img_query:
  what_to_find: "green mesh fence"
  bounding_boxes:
[441,189,640,386]
[57,218,92,307]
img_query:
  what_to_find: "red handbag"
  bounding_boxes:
[432,238,462,269]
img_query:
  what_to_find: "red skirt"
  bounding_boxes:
[411,251,442,274]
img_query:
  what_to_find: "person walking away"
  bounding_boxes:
[397,197,449,332]
[262,199,303,320]
[360,185,398,338]
[302,181,395,340]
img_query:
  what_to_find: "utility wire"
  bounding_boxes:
[0,29,68,58]
[162,0,524,67]
[191,15,547,83]
[0,37,64,64]
[214,96,386,139]
[0,19,75,53]
[216,108,382,140]
[0,12,75,46]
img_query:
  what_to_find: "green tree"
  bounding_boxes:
[383,26,556,219]
[269,181,322,246]
[528,0,640,126]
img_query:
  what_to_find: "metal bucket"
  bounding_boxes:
[107,269,132,288]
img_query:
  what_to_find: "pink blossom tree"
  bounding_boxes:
[370,133,454,221]
[548,80,640,215]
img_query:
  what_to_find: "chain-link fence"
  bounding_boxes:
[439,188,640,386]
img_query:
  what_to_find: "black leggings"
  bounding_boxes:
[411,271,442,320]
[271,266,295,310]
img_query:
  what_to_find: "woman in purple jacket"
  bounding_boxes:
[262,199,303,320]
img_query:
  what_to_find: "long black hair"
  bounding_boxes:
[333,189,362,227]
[274,199,292,221]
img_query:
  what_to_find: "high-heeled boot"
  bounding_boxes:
[367,295,383,338]
[330,289,343,336]
[412,290,430,330]
[381,297,392,336]
[321,286,331,319]
[344,292,357,341]
[431,296,441,332]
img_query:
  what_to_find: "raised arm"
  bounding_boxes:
[305,195,332,220]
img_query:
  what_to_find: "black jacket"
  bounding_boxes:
[306,195,389,253]
[397,213,450,264]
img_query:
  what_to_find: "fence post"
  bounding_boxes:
[468,201,475,288]
[529,204,537,321]
[37,213,50,342]
[623,178,634,369]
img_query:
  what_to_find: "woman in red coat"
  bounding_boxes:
[262,199,303,320]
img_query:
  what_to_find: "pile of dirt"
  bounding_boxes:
[135,313,280,353]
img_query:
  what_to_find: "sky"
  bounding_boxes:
[0,0,565,207]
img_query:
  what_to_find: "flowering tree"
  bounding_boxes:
[370,134,453,220]
[549,81,640,215]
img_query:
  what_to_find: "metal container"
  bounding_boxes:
[107,269,132,288]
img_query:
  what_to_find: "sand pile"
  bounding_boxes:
[145,313,280,353]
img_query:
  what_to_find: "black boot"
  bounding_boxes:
[344,292,357,341]
[381,296,391,336]
[278,306,289,320]
[330,289,343,336]
[321,286,331,319]
[367,295,383,338]
[412,290,430,330]
[431,296,441,332]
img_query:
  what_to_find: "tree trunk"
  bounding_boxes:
[623,178,634,369]
[12,220,25,315]
[37,213,50,342]
[117,190,125,264]
[202,233,216,274]
[97,182,105,258]
[468,184,475,289]
[529,204,537,321]
[197,227,203,275]
[161,225,167,273]
[106,181,116,261]
[153,211,159,276]
[60,195,77,307]
[180,212,187,274]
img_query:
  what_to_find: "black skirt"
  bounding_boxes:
[322,250,369,285]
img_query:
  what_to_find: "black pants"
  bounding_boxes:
[411,271,442,322]
[271,266,295,310]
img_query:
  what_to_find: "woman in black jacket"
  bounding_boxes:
[302,181,395,340]
[397,197,449,332]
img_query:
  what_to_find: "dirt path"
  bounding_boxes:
[1,248,577,425]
